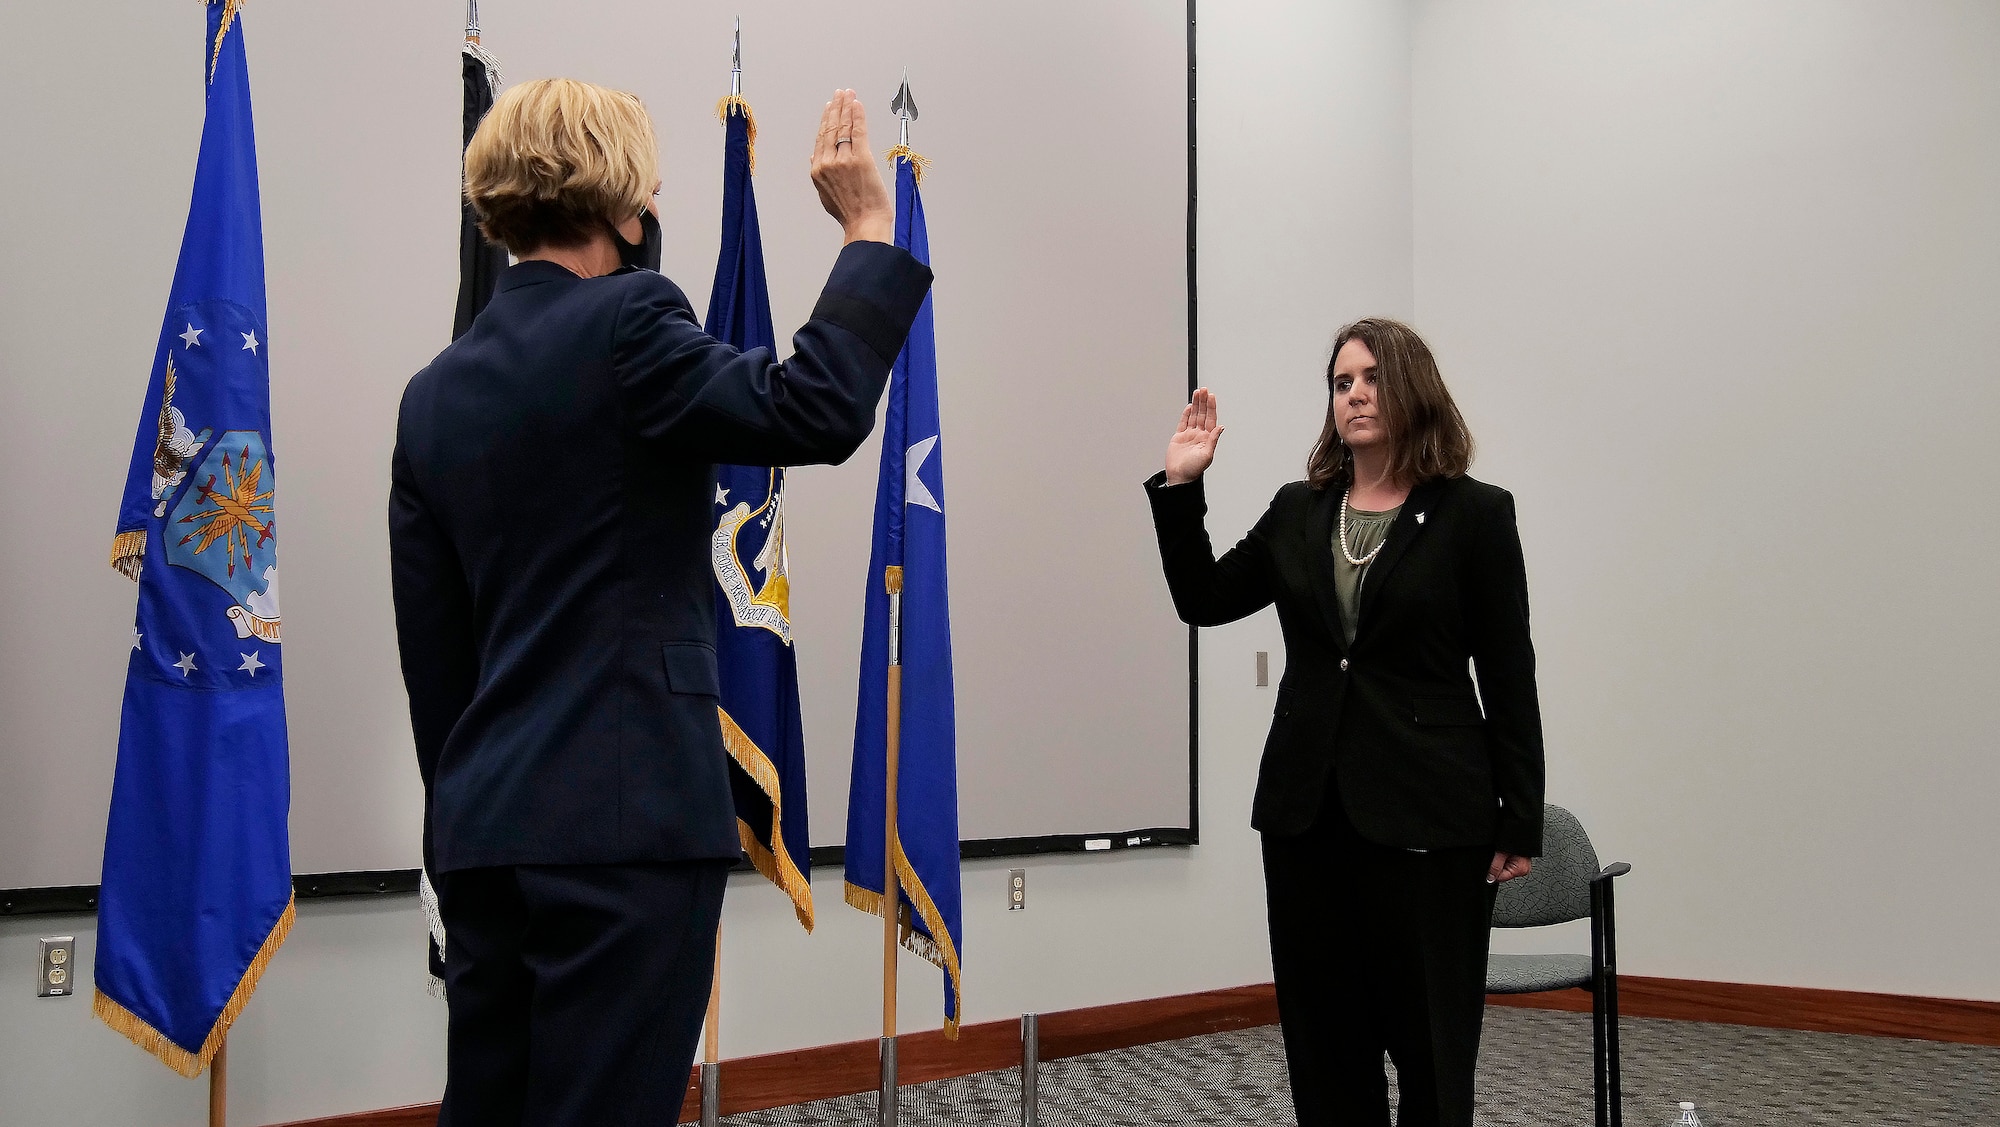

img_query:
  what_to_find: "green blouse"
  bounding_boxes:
[1333,502,1401,647]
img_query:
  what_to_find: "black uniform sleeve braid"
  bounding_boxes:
[1144,472,1281,627]
[1466,489,1546,857]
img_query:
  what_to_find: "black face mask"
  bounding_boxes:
[610,208,662,272]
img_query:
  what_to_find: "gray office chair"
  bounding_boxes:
[1487,804,1631,1127]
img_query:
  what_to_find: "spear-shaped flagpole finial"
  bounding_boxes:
[890,70,918,148]
[466,0,482,45]
[731,17,742,97]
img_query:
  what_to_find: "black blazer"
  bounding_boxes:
[1146,472,1545,856]
[392,242,932,873]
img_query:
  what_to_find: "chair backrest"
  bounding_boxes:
[1491,804,1600,928]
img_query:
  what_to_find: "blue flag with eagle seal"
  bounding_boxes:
[846,151,963,1035]
[96,1,292,1078]
[707,97,815,929]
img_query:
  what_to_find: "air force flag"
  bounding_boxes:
[97,1,293,1077]
[708,97,815,928]
[846,152,964,1035]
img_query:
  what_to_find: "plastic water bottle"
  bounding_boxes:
[1667,1102,1703,1127]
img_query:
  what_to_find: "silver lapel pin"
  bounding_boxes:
[1416,512,1427,525]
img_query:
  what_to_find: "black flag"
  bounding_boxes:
[453,39,506,339]
[425,25,506,998]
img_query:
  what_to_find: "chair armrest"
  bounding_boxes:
[1589,862,1631,884]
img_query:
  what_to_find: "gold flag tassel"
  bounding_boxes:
[883,145,931,185]
[207,0,244,86]
[716,96,758,175]
[844,838,964,1039]
[719,707,815,931]
[110,531,146,581]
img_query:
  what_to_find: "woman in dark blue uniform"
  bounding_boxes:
[1145,318,1545,1127]
[391,80,930,1126]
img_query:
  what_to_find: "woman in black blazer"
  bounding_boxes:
[1145,318,1544,1127]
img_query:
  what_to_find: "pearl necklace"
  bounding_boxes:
[1338,487,1390,567]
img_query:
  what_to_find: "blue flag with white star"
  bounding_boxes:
[846,152,963,1035]
[97,1,292,1078]
[706,98,814,929]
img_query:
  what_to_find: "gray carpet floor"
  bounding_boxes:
[719,1006,2000,1126]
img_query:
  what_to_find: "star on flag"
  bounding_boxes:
[906,435,942,513]
[179,323,204,348]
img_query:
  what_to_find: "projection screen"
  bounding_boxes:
[0,0,1192,895]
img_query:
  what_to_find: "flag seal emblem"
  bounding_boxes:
[166,429,281,642]
[712,469,792,645]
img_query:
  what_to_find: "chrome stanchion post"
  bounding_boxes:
[700,1061,721,1127]
[1020,1012,1040,1127]
[878,1034,900,1126]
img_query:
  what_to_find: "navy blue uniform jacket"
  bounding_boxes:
[392,242,932,873]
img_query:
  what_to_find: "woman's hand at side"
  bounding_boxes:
[810,89,894,245]
[1164,387,1223,485]
[1488,853,1533,883]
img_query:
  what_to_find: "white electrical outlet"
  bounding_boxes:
[39,936,76,998]
[1008,869,1026,911]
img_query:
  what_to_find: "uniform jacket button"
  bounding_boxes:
[1339,658,1350,672]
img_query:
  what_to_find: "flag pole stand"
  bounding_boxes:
[208,1035,228,1127]
[701,927,722,1127]
[1020,1013,1040,1127]
[879,568,905,1127]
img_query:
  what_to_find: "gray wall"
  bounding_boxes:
[1414,0,2000,998]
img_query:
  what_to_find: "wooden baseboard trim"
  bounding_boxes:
[262,983,1277,1127]
[666,983,1278,1122]
[266,976,2000,1126]
[1487,974,2000,1048]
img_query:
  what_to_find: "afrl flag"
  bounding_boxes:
[846,152,964,1034]
[708,98,815,929]
[97,1,292,1077]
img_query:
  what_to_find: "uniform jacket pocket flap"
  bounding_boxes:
[1413,696,1484,725]
[662,642,720,696]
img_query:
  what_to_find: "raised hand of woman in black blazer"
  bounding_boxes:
[1164,387,1223,485]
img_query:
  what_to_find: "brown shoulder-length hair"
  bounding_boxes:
[1306,317,1474,489]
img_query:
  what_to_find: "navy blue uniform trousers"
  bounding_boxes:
[435,860,730,1126]
[1262,789,1497,1127]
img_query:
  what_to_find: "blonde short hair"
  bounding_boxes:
[464,78,658,255]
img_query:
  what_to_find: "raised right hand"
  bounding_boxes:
[810,89,894,245]
[1164,387,1223,485]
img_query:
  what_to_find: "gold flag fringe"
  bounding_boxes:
[844,835,963,1039]
[718,707,814,930]
[716,96,758,175]
[884,145,932,184]
[207,0,244,86]
[94,894,295,1078]
[110,530,146,581]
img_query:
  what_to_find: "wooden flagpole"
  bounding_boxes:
[884,665,902,1037]
[208,1035,227,1127]
[705,930,721,1064]
[880,566,905,1126]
